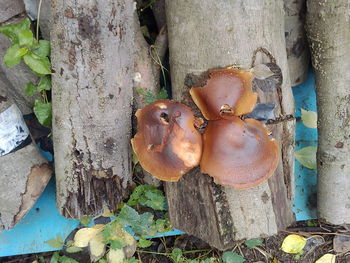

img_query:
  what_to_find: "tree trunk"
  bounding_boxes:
[51,0,135,218]
[0,84,52,230]
[284,0,309,86]
[165,0,295,249]
[306,1,350,224]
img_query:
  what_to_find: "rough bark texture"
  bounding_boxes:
[306,1,350,224]
[0,15,38,114]
[51,0,135,218]
[0,0,25,23]
[284,0,309,86]
[0,87,52,230]
[165,0,295,250]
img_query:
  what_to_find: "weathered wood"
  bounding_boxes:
[306,0,350,224]
[284,0,310,86]
[0,85,51,230]
[0,16,38,115]
[165,0,295,250]
[51,0,135,218]
[0,0,25,23]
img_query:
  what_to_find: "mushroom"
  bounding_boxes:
[131,100,202,182]
[189,68,258,120]
[200,117,279,189]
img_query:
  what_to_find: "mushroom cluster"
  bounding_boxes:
[132,67,279,189]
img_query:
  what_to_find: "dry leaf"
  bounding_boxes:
[315,254,336,263]
[250,64,275,80]
[74,227,101,247]
[107,248,125,263]
[301,109,317,128]
[281,234,307,254]
[89,233,106,262]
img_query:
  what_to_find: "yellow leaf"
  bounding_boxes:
[315,254,336,263]
[74,227,101,247]
[107,248,125,263]
[281,234,307,254]
[89,233,106,262]
[301,109,317,128]
[92,224,105,230]
[102,204,115,217]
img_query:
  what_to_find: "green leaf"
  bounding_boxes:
[60,256,79,263]
[137,238,153,248]
[110,239,127,250]
[222,251,245,263]
[80,215,92,227]
[50,252,60,263]
[37,76,51,92]
[23,52,51,75]
[136,88,168,104]
[127,185,166,211]
[171,248,183,262]
[4,44,22,66]
[66,246,83,253]
[32,40,50,57]
[244,238,263,248]
[301,109,317,129]
[0,18,31,44]
[123,257,139,263]
[295,146,317,170]
[155,218,171,232]
[25,82,37,96]
[45,234,64,248]
[18,29,34,46]
[34,100,52,127]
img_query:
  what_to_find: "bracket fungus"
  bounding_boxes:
[131,100,202,182]
[189,68,258,120]
[200,117,279,189]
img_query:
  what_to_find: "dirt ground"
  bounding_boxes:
[2,221,350,263]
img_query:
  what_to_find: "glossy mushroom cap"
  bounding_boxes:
[200,117,279,189]
[131,100,202,182]
[189,68,258,120]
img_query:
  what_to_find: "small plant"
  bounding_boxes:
[0,18,52,127]
[46,185,171,262]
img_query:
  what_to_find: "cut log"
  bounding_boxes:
[0,16,38,115]
[0,0,25,24]
[165,0,295,250]
[0,84,51,230]
[306,1,350,224]
[51,0,135,218]
[284,0,310,86]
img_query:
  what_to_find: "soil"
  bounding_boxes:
[2,221,350,263]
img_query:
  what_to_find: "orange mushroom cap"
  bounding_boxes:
[131,100,202,182]
[189,68,258,120]
[200,117,279,189]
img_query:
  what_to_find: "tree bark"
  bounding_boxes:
[165,0,295,249]
[284,0,309,86]
[0,84,51,230]
[51,0,135,218]
[306,0,350,224]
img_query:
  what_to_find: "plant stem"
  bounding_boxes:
[36,0,43,41]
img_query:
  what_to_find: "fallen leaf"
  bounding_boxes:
[281,234,307,254]
[301,109,317,129]
[333,231,350,253]
[89,233,106,262]
[295,146,317,170]
[315,254,336,263]
[74,227,101,247]
[250,64,275,80]
[107,248,125,263]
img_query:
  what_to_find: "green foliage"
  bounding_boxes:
[244,238,263,249]
[65,246,83,253]
[295,146,317,170]
[136,88,168,104]
[45,234,64,249]
[137,238,153,248]
[124,257,140,263]
[221,251,245,263]
[80,215,92,227]
[34,100,52,127]
[127,185,166,211]
[0,18,52,127]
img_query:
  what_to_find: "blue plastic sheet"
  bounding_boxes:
[0,71,318,256]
